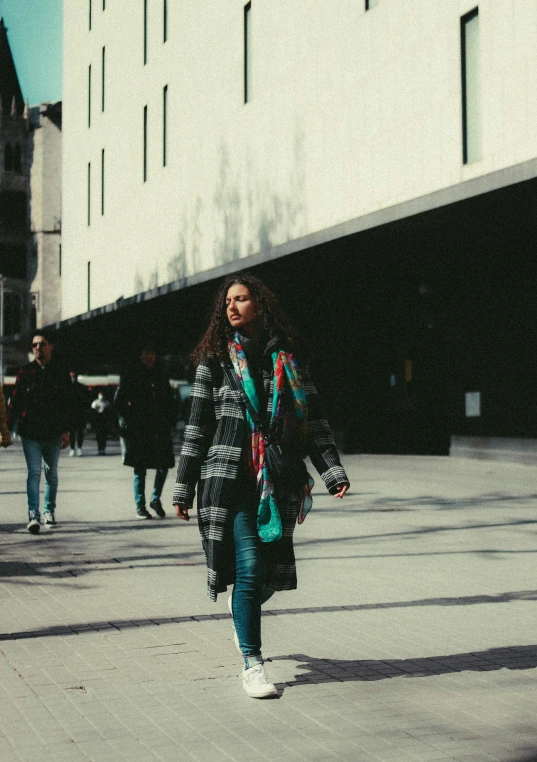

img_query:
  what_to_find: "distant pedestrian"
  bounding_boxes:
[91,392,113,454]
[0,385,12,448]
[7,332,72,533]
[173,273,350,699]
[114,341,175,519]
[68,371,91,457]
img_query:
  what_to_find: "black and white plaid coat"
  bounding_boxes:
[173,344,350,601]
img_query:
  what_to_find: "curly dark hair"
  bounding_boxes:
[191,272,304,366]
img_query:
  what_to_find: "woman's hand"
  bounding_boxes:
[174,504,190,521]
[333,484,349,499]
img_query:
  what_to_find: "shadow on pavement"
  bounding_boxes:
[326,493,537,513]
[294,518,537,548]
[1,590,536,640]
[263,589,537,611]
[299,549,537,562]
[0,548,204,580]
[0,519,191,536]
[273,644,537,685]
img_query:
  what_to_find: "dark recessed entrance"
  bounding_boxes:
[46,176,537,455]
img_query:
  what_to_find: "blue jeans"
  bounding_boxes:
[21,437,61,520]
[229,491,275,669]
[133,467,168,509]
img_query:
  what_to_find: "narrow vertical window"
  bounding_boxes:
[244,2,252,104]
[89,0,92,30]
[163,0,168,42]
[163,85,168,167]
[101,149,105,215]
[365,0,379,9]
[461,8,481,164]
[87,262,91,311]
[103,0,105,9]
[144,0,148,64]
[59,244,62,276]
[88,65,92,127]
[101,47,105,112]
[87,162,91,225]
[143,105,148,181]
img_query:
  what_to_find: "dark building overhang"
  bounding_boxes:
[11,153,536,450]
[47,155,537,335]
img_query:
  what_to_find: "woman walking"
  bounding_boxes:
[173,273,349,698]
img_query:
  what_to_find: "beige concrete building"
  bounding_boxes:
[62,0,537,317]
[0,17,62,380]
[28,102,62,328]
[0,16,30,375]
[58,1,537,453]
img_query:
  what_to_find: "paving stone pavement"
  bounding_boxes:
[1,437,537,762]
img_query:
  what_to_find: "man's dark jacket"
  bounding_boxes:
[8,359,73,441]
[114,361,176,469]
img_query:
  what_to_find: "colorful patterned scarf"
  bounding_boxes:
[229,333,313,542]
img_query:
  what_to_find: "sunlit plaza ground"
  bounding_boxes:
[1,439,536,762]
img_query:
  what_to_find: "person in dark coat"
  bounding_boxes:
[173,273,350,699]
[114,342,175,519]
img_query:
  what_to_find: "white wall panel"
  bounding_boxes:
[61,0,537,319]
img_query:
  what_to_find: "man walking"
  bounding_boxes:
[91,391,113,455]
[68,371,91,457]
[8,332,72,534]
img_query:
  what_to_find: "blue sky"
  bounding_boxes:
[0,0,62,105]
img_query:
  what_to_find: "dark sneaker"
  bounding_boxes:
[44,513,56,526]
[136,507,152,520]
[149,498,166,518]
[27,518,41,534]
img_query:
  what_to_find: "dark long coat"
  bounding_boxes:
[114,362,175,470]
[173,342,349,601]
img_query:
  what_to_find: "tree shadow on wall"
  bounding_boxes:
[165,124,309,284]
[247,124,308,254]
[167,196,204,284]
[213,143,243,265]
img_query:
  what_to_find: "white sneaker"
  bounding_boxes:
[76,448,83,457]
[228,596,241,654]
[242,663,278,699]
[69,449,75,457]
